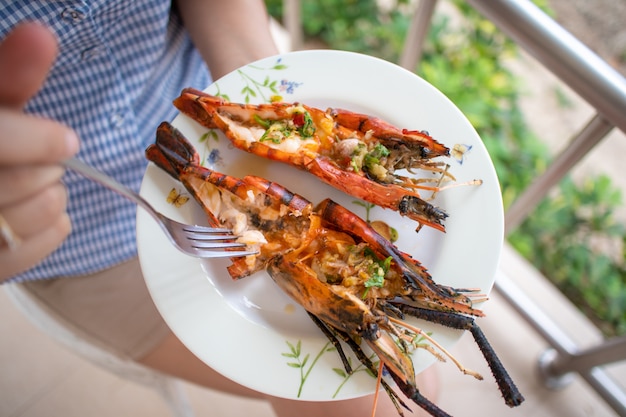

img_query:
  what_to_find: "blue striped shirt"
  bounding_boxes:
[1,1,211,282]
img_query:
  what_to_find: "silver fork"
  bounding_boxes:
[62,158,258,258]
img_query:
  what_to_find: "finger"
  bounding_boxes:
[0,109,79,165]
[0,213,71,283]
[2,182,67,240]
[0,164,65,206]
[0,21,58,109]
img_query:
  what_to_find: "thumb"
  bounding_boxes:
[0,22,58,109]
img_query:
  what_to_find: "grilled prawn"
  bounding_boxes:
[173,88,464,232]
[146,122,523,417]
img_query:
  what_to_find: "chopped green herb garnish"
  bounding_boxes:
[253,114,271,128]
[349,143,367,172]
[259,122,291,143]
[297,111,315,138]
[363,143,390,169]
[362,249,392,298]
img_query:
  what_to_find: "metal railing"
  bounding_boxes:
[402,0,626,414]
[462,2,626,415]
[404,1,626,414]
[281,0,626,414]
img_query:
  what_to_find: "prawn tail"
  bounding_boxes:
[146,121,200,177]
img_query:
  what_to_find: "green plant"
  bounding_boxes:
[433,1,626,337]
[266,0,410,61]
[510,176,626,335]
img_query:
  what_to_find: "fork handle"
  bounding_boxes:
[63,157,161,221]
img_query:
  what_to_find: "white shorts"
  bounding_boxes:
[21,258,170,360]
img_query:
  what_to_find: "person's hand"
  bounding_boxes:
[0,22,79,281]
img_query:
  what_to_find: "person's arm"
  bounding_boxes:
[175,0,280,80]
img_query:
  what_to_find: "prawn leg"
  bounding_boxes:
[327,319,452,417]
[308,313,412,417]
[388,372,452,417]
[392,303,525,407]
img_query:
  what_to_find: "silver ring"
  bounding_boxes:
[0,214,21,251]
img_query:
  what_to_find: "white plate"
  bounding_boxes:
[137,50,503,401]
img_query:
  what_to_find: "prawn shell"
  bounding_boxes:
[316,199,482,317]
[267,253,376,337]
[173,88,450,232]
[329,107,450,158]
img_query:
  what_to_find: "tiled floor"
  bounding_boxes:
[1,244,624,417]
